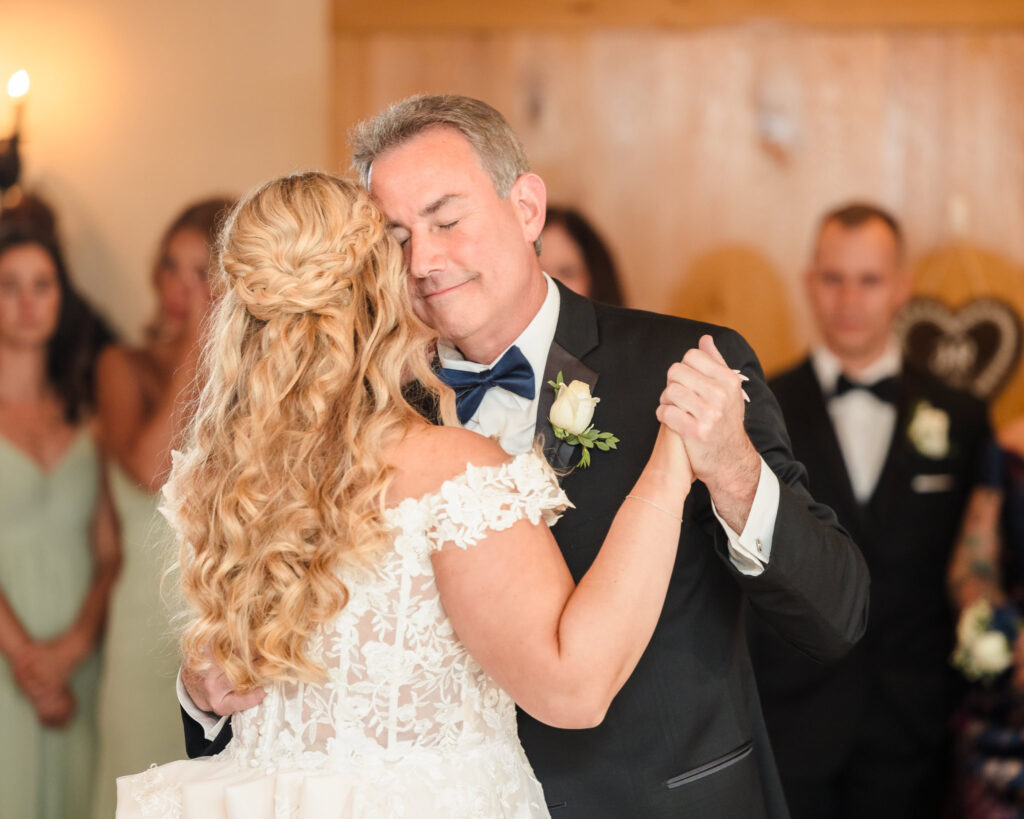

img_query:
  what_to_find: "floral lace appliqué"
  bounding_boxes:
[122,451,566,818]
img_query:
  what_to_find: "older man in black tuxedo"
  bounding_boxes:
[178,96,869,817]
[753,203,990,818]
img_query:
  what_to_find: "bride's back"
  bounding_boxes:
[227,426,546,784]
[125,423,553,817]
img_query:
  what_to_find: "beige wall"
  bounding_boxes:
[1,0,331,339]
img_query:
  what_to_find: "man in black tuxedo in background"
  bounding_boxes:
[753,203,990,818]
[178,95,870,817]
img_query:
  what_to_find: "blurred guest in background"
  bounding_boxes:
[91,197,233,818]
[1,191,117,403]
[0,225,120,818]
[751,202,990,818]
[948,414,1024,816]
[540,205,625,306]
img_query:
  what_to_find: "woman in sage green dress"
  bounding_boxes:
[0,224,120,818]
[92,198,234,818]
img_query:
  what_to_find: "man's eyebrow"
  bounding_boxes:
[420,194,462,218]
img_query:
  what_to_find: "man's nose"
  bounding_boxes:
[837,282,860,309]
[408,232,445,279]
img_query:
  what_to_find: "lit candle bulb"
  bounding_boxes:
[7,70,29,135]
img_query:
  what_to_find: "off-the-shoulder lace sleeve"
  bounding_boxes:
[423,450,571,551]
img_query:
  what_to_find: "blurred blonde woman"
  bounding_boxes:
[92,198,234,819]
[116,173,691,817]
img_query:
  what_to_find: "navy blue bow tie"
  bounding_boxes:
[437,345,536,424]
[832,373,899,404]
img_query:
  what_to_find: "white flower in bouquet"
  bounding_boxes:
[952,598,1015,682]
[957,598,993,647]
[971,631,1014,675]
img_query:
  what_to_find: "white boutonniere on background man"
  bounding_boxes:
[547,372,619,468]
[952,599,1021,684]
[907,400,951,459]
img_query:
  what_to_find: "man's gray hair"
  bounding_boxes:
[350,94,531,198]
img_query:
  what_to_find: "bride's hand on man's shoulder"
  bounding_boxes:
[182,653,267,716]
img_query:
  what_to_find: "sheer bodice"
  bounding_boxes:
[117,451,568,818]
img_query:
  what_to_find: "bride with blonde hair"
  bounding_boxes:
[116,172,691,817]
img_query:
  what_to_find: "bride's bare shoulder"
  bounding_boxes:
[386,426,509,503]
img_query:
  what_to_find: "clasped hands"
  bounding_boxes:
[11,632,87,728]
[183,334,761,716]
[657,335,761,532]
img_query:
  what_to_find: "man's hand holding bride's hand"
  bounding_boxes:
[182,651,266,716]
[656,334,761,531]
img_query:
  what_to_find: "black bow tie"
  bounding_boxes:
[436,345,536,424]
[832,374,899,404]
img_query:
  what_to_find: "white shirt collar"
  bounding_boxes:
[811,340,902,393]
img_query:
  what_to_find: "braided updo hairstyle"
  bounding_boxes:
[167,172,453,688]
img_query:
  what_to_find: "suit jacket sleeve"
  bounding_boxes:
[714,329,869,662]
[182,708,233,758]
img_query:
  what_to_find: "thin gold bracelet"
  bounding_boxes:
[625,494,683,523]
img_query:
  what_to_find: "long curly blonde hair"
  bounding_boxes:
[166,172,452,689]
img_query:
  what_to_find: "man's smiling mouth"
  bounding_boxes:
[421,278,473,301]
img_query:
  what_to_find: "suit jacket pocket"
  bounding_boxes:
[664,740,754,789]
[910,473,954,493]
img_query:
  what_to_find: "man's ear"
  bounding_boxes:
[509,172,547,245]
[802,265,816,297]
[890,264,914,312]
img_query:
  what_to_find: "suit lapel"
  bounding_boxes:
[792,361,864,527]
[538,283,601,472]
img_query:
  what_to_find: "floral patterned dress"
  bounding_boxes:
[116,451,568,818]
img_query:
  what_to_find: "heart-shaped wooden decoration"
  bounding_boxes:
[898,297,1022,400]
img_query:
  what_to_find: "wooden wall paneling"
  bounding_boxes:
[332,0,1024,32]
[331,34,369,176]
[330,28,1024,423]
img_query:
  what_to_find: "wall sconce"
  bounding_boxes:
[1,70,30,194]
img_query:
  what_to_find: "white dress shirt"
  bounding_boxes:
[811,342,902,504]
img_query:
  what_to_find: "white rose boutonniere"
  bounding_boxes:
[951,599,1020,683]
[547,372,619,468]
[907,400,950,459]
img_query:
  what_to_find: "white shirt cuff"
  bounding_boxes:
[176,667,229,741]
[711,457,779,577]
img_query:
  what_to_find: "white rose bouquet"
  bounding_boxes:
[952,599,1020,683]
[547,372,618,468]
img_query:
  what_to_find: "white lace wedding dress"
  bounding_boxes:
[116,452,568,819]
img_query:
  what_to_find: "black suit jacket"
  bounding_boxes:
[751,357,989,779]
[511,285,868,817]
[182,285,870,818]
